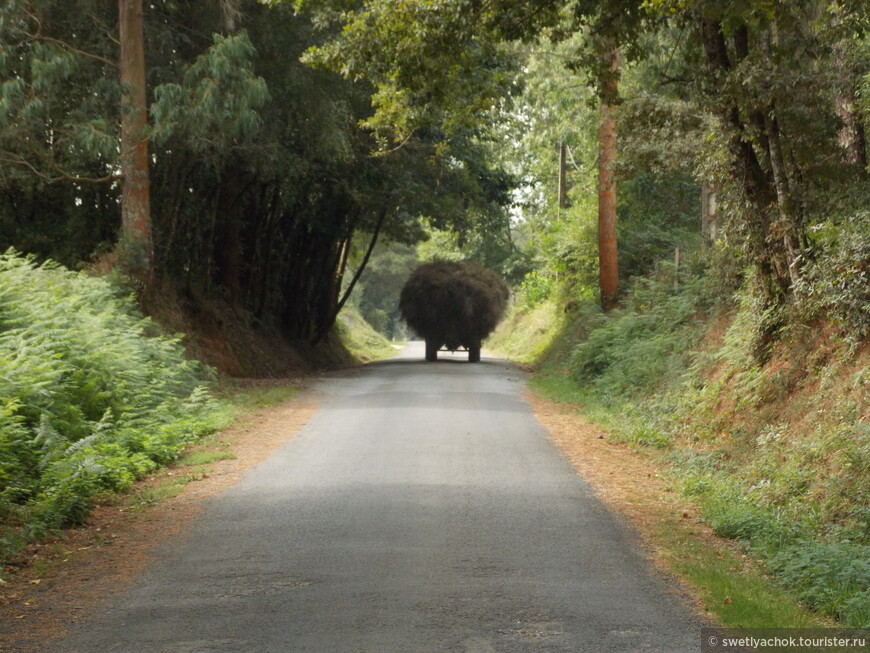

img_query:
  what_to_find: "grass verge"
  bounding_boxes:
[528,371,833,629]
[498,266,870,628]
[0,381,301,583]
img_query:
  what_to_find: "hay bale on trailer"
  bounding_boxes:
[399,260,509,362]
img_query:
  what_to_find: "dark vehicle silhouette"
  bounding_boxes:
[399,261,509,362]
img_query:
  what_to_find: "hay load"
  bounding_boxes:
[399,260,509,362]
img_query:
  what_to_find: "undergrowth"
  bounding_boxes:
[506,264,870,627]
[0,251,232,568]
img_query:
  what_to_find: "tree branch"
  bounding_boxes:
[32,33,119,69]
[370,129,417,157]
[0,156,119,184]
[23,7,119,69]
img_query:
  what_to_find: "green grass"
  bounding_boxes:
[529,374,584,404]
[112,378,308,513]
[219,384,302,410]
[487,299,567,364]
[530,358,870,627]
[335,306,399,362]
[662,527,827,628]
[126,476,195,510]
[531,369,831,628]
[175,450,235,467]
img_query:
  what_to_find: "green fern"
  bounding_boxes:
[0,251,230,562]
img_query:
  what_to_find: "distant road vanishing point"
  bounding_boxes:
[52,342,703,652]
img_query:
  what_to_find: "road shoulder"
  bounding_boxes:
[527,390,731,622]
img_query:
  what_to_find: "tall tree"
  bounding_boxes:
[118,0,153,275]
[597,42,619,310]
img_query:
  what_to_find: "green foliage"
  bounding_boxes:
[504,247,869,625]
[0,252,228,562]
[616,173,701,280]
[0,2,120,182]
[570,268,711,397]
[151,31,270,157]
[334,305,397,362]
[517,269,555,310]
[683,467,870,628]
[1,1,518,346]
[293,0,534,144]
[797,209,870,346]
[770,541,870,628]
[352,239,418,339]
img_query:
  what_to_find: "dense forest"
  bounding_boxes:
[0,0,510,345]
[1,0,869,628]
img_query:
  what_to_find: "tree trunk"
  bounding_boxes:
[832,20,868,168]
[700,17,784,302]
[558,140,568,210]
[119,0,153,276]
[836,93,868,169]
[597,44,619,311]
[701,183,717,246]
[310,208,388,346]
[215,212,242,301]
[764,112,802,289]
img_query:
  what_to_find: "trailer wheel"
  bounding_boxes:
[468,342,481,363]
[425,339,438,361]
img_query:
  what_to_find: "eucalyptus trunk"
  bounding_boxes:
[119,0,153,276]
[598,44,619,311]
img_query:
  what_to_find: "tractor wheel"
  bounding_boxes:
[468,342,481,363]
[425,339,438,361]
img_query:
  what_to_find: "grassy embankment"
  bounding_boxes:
[489,272,869,629]
[0,251,396,575]
[333,306,401,363]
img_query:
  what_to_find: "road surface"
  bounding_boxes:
[52,343,703,652]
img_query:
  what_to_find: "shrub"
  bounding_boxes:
[570,270,711,396]
[517,269,555,309]
[0,251,228,561]
[771,540,870,627]
[797,210,870,345]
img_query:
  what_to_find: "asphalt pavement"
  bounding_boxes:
[51,342,704,652]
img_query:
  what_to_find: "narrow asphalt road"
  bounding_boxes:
[52,343,703,652]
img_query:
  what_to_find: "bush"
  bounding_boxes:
[798,210,870,345]
[517,269,555,309]
[570,270,711,396]
[771,540,870,627]
[0,251,227,560]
